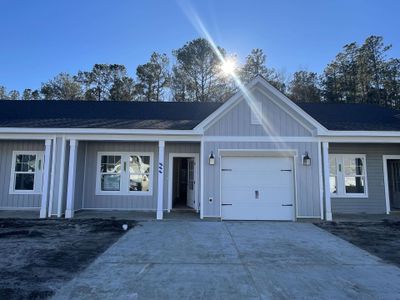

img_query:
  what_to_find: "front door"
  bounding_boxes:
[186,158,196,209]
[388,160,400,210]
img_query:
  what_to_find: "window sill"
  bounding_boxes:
[331,194,368,199]
[95,191,153,197]
[9,191,41,195]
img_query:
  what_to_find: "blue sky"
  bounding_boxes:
[1,0,399,91]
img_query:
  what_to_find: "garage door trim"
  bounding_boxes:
[219,149,298,221]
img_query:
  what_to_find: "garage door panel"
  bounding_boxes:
[222,170,293,187]
[222,187,293,205]
[221,156,295,221]
[222,157,292,171]
[222,202,293,220]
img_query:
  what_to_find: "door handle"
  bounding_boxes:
[255,190,259,199]
[282,204,293,207]
[222,203,232,206]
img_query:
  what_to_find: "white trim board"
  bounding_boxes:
[167,153,200,212]
[382,155,400,214]
[204,136,318,142]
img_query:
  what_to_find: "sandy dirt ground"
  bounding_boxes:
[315,219,400,267]
[0,219,136,300]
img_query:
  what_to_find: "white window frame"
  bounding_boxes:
[9,151,44,195]
[96,151,154,196]
[329,154,368,198]
[250,99,262,125]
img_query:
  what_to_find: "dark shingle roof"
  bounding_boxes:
[0,100,223,130]
[1,99,399,132]
[297,102,400,131]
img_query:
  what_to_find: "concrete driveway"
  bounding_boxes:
[53,221,400,300]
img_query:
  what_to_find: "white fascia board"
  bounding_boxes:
[322,130,400,137]
[0,127,202,136]
[203,136,318,142]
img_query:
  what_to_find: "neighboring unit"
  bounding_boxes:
[1,76,400,221]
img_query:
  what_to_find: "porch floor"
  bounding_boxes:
[74,209,202,221]
[0,209,204,220]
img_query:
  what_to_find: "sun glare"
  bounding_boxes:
[220,59,236,76]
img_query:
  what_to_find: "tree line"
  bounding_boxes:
[1,36,399,107]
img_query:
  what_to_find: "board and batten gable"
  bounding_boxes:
[0,140,44,209]
[204,88,314,137]
[202,86,322,218]
[329,143,400,214]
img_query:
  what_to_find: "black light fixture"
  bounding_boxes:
[302,152,311,166]
[209,151,215,165]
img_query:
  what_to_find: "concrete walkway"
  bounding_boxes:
[53,221,400,300]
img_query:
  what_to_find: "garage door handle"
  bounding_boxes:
[282,204,293,207]
[222,203,233,206]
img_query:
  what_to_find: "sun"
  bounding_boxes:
[220,58,237,76]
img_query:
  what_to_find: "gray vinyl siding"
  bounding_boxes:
[164,142,200,209]
[73,141,87,211]
[203,141,321,218]
[205,90,312,137]
[82,142,159,210]
[329,143,400,214]
[0,140,44,209]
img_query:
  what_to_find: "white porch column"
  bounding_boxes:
[156,141,165,220]
[322,142,332,221]
[200,139,204,219]
[65,140,78,219]
[40,139,52,218]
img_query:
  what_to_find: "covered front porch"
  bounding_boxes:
[62,137,202,220]
[321,141,400,220]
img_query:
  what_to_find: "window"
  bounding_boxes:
[10,151,44,194]
[100,155,122,192]
[250,100,262,125]
[97,152,153,195]
[129,155,151,192]
[329,154,367,197]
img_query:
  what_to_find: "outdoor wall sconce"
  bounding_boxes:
[302,152,311,166]
[209,151,215,165]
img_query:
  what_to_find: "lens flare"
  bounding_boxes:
[220,58,236,76]
[178,1,288,148]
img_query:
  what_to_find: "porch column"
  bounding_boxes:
[40,139,52,218]
[322,142,332,221]
[156,141,165,220]
[65,140,78,219]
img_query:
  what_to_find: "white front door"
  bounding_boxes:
[221,156,295,220]
[186,158,196,209]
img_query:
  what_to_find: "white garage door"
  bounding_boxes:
[221,156,295,220]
